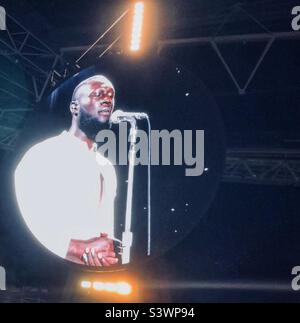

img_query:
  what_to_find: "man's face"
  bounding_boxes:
[78,81,115,124]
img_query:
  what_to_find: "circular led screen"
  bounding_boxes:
[13,55,225,271]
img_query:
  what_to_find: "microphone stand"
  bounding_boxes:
[122,117,137,264]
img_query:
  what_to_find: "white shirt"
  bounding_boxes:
[14,131,117,258]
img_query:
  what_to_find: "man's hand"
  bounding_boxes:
[66,233,119,267]
[83,233,119,267]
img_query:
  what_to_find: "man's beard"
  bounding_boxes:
[78,110,110,141]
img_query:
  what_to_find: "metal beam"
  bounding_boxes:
[0,12,66,102]
[158,32,300,48]
[156,3,300,96]
[223,148,300,187]
[158,31,299,95]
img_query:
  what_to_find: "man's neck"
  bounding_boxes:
[69,122,94,150]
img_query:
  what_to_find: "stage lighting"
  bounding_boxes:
[0,266,6,291]
[81,281,92,289]
[116,282,132,295]
[93,282,105,291]
[130,2,144,51]
[0,6,6,31]
[81,280,133,296]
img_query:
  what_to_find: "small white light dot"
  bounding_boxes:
[171,208,175,212]
[144,207,147,210]
[204,168,209,172]
[185,203,189,207]
[81,281,92,289]
[174,229,178,233]
[185,92,190,97]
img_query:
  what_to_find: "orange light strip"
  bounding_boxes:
[80,280,132,295]
[130,2,145,51]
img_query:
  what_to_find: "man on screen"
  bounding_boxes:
[15,75,119,267]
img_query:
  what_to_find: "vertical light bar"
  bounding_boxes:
[0,266,6,291]
[0,6,6,31]
[130,2,144,51]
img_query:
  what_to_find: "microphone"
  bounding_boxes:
[110,109,148,124]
